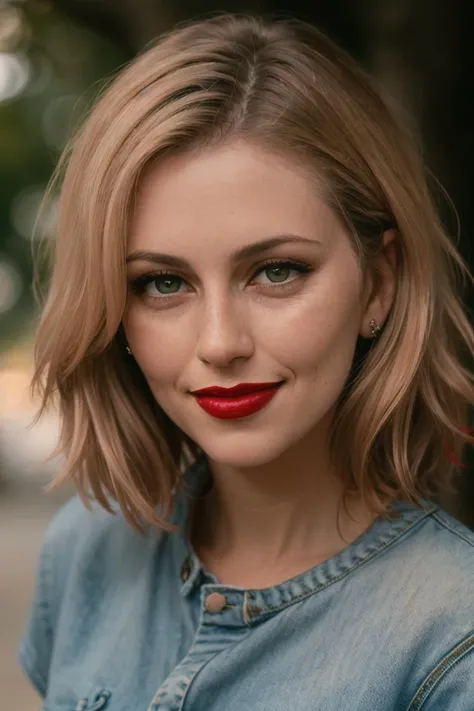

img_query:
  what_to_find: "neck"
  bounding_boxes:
[190,425,376,587]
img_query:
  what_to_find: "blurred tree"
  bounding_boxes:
[0,1,126,347]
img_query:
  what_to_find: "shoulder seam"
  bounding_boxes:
[406,631,474,711]
[431,511,474,548]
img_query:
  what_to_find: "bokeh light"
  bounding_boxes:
[0,52,30,102]
[0,5,25,53]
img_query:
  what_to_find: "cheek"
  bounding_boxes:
[122,306,194,386]
[256,283,363,376]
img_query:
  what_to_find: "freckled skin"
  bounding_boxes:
[123,140,374,469]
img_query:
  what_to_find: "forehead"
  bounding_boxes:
[128,140,340,256]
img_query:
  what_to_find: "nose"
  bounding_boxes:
[196,293,254,368]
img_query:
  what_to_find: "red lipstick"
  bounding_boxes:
[191,381,283,419]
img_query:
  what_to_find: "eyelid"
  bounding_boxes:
[129,268,187,286]
[253,257,310,271]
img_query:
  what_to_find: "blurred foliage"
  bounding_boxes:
[0,0,126,350]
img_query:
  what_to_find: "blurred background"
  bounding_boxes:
[1,0,474,706]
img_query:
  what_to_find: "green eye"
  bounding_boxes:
[153,276,182,294]
[252,260,312,288]
[265,265,292,283]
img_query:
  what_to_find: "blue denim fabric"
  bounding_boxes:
[19,455,474,710]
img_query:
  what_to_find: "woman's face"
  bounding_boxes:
[123,140,380,467]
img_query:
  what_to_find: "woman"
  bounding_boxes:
[20,13,474,710]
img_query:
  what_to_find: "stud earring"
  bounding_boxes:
[125,345,132,356]
[369,319,381,338]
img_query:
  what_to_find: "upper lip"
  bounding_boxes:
[191,381,284,396]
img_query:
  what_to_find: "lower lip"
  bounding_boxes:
[194,385,282,420]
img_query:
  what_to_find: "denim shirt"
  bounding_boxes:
[19,455,474,710]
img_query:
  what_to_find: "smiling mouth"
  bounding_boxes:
[191,381,285,420]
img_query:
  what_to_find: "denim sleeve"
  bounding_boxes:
[17,532,54,698]
[408,634,474,710]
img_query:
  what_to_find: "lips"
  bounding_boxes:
[192,382,282,396]
[191,381,284,419]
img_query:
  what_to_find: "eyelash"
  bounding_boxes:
[129,259,313,299]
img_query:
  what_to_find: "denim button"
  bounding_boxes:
[205,592,227,613]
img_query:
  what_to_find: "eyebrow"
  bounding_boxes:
[126,235,320,268]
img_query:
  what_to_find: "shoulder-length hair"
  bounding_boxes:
[33,13,474,530]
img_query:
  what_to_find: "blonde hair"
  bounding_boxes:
[33,13,474,530]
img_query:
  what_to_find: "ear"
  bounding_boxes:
[359,228,398,338]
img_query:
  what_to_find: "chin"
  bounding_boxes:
[192,427,300,469]
[202,447,283,470]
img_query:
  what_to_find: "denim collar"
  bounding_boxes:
[173,455,438,616]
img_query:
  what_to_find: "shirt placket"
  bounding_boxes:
[146,585,253,711]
